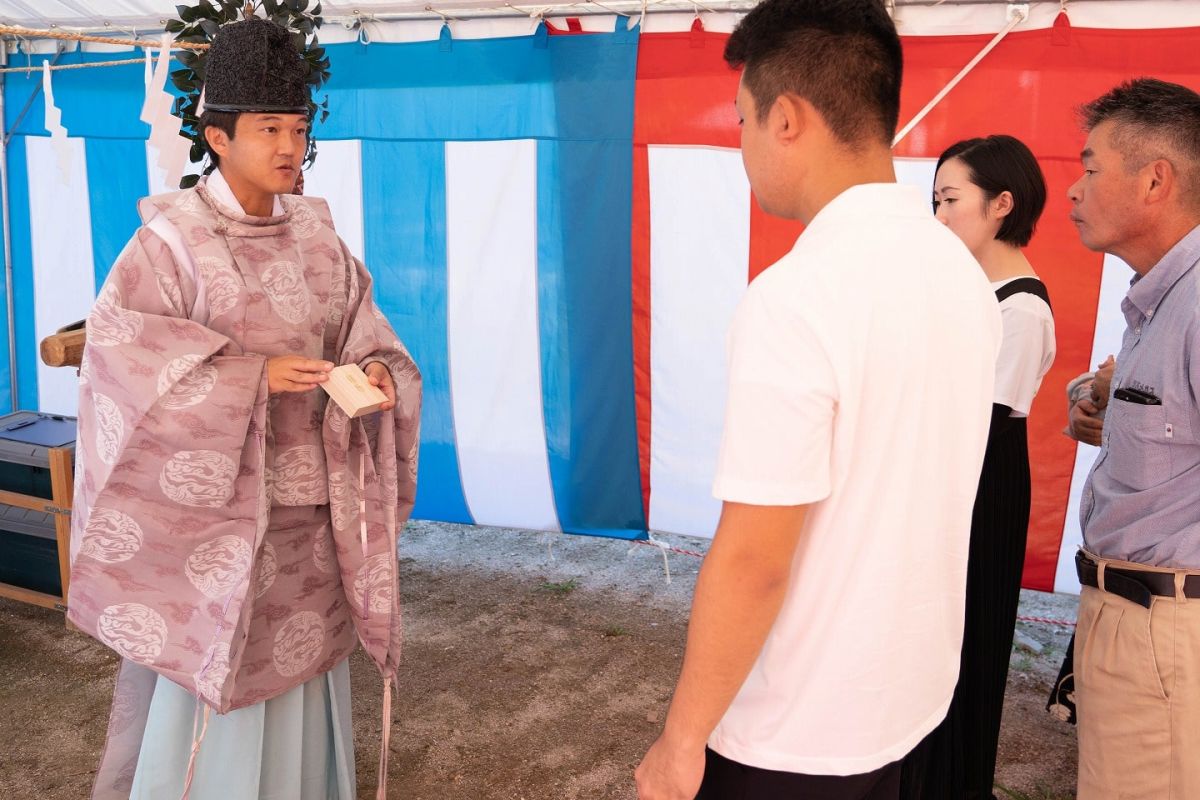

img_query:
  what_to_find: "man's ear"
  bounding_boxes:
[772,92,809,145]
[204,125,230,159]
[1144,158,1175,206]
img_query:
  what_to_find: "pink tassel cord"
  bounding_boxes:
[376,675,394,800]
[180,703,211,800]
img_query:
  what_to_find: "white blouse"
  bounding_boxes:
[993,277,1056,417]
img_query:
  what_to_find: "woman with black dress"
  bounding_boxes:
[902,134,1057,799]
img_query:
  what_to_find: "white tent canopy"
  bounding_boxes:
[0,1,1197,42]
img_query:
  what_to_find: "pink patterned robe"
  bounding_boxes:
[68,174,420,797]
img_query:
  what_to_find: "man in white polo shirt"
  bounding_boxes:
[634,1,1001,798]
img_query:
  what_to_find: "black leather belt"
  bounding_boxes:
[1076,550,1200,609]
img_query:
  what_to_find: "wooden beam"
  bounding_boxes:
[0,488,63,515]
[40,327,85,368]
[0,582,63,611]
[48,447,74,609]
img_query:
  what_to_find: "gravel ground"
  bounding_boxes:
[0,520,1079,799]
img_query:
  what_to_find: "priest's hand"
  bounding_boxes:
[364,361,397,411]
[267,356,333,394]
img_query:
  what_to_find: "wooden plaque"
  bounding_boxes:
[321,364,388,418]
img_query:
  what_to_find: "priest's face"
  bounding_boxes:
[212,113,308,208]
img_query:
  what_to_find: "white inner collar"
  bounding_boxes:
[210,168,285,216]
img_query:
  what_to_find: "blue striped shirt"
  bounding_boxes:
[1082,223,1200,568]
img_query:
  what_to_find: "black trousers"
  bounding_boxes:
[697,748,901,800]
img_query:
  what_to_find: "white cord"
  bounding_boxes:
[892,9,1026,147]
[543,529,560,562]
[629,533,672,585]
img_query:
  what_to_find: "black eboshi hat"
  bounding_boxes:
[202,17,309,114]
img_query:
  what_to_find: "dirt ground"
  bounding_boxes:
[0,521,1078,799]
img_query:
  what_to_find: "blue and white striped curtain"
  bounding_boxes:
[4,22,648,539]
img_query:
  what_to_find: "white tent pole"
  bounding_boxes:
[0,42,16,411]
[892,7,1027,147]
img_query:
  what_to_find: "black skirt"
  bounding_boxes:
[900,415,1031,800]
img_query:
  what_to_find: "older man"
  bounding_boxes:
[1068,77,1200,799]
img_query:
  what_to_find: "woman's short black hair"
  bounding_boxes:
[936,134,1047,247]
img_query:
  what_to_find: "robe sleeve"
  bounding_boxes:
[323,243,421,678]
[68,226,272,706]
[332,247,421,526]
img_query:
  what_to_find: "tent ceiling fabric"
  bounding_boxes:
[0,1,1196,33]
[3,0,735,26]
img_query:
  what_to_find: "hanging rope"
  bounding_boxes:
[0,57,146,74]
[0,24,209,51]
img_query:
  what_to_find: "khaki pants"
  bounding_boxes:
[1076,555,1200,799]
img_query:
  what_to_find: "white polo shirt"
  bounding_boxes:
[709,183,1001,776]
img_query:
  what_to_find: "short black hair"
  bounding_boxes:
[724,0,902,149]
[1080,78,1200,200]
[936,135,1047,247]
[198,109,239,170]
